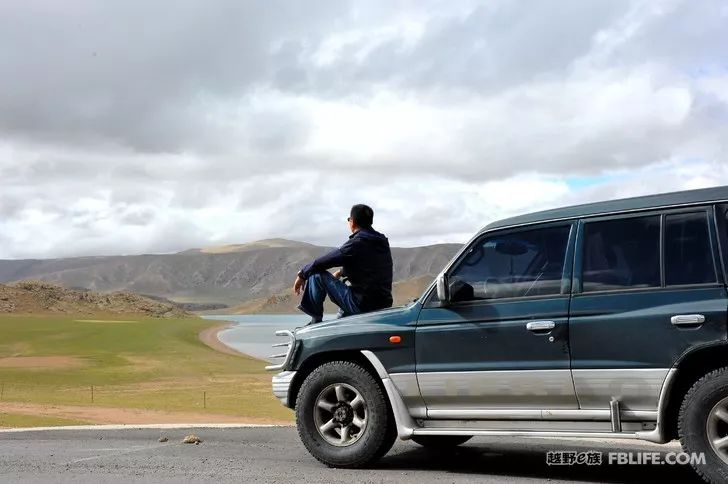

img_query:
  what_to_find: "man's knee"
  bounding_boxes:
[308,272,323,284]
[306,272,331,291]
[309,271,334,284]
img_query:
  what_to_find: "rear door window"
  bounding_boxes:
[582,215,661,292]
[664,212,716,286]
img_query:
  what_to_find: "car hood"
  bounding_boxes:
[294,303,418,338]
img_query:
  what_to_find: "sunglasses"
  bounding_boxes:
[347,217,352,222]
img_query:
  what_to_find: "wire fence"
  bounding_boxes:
[0,380,284,417]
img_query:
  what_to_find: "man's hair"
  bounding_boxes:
[350,204,374,229]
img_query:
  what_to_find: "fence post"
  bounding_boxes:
[91,385,94,403]
[203,391,206,409]
[1,382,3,401]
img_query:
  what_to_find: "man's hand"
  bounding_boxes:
[293,275,305,296]
[333,269,343,279]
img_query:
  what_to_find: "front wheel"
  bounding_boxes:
[411,435,472,448]
[295,361,396,468]
[678,367,728,483]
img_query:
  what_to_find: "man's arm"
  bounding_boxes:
[293,247,345,295]
[293,240,354,295]
[298,247,345,279]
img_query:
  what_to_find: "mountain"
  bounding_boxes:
[0,280,190,318]
[0,239,461,311]
[179,238,317,254]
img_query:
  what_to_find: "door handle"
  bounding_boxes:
[671,314,705,326]
[526,321,555,332]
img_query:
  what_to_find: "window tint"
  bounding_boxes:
[582,216,660,292]
[448,225,570,301]
[665,212,716,286]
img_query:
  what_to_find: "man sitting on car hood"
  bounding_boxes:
[293,204,393,324]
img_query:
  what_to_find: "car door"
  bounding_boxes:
[416,222,578,417]
[569,207,728,413]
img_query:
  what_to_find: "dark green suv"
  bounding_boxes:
[268,186,728,483]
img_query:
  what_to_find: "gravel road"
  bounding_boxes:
[0,426,702,483]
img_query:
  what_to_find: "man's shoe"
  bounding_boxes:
[296,304,322,325]
[306,316,322,325]
[294,316,322,330]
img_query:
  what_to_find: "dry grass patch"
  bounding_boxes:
[0,356,86,369]
[0,402,289,426]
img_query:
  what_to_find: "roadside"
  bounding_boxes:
[0,402,291,427]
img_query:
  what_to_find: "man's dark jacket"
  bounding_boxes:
[299,228,393,312]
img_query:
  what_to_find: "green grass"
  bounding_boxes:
[0,314,293,423]
[0,412,91,428]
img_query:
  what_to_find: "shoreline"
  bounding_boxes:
[197,322,252,359]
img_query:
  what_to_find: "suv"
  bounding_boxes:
[267,186,728,483]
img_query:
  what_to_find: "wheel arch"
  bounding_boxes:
[287,349,418,439]
[288,350,383,410]
[662,342,728,441]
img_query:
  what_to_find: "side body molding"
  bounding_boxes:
[361,350,417,439]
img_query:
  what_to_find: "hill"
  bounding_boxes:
[0,280,190,318]
[0,240,461,311]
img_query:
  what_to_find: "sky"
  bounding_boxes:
[1,0,727,259]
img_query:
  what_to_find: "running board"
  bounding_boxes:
[412,428,640,439]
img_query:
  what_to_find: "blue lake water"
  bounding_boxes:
[202,314,337,361]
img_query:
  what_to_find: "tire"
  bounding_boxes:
[295,361,396,468]
[411,435,472,448]
[679,367,728,483]
[372,410,398,461]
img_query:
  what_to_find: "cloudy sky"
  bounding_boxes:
[1,0,727,259]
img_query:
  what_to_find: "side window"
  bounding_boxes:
[582,216,660,293]
[664,212,716,286]
[448,225,570,301]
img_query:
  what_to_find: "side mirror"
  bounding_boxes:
[436,274,450,304]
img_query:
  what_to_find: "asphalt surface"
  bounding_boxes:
[0,426,704,483]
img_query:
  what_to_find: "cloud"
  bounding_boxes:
[0,0,727,259]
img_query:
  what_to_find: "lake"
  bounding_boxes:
[202,314,337,361]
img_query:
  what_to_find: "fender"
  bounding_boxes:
[361,350,417,439]
[638,341,728,443]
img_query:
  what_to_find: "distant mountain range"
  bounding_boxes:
[0,239,461,313]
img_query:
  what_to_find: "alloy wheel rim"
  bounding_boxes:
[706,395,728,465]
[313,383,368,447]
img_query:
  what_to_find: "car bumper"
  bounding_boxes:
[272,370,297,408]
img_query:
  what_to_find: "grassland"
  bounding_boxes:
[0,314,293,428]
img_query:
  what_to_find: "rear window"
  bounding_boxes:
[664,212,716,286]
[582,216,661,292]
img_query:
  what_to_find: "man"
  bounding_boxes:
[293,204,393,324]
